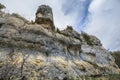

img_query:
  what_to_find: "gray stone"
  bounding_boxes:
[35,5,55,31]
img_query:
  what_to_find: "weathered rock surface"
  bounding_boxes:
[35,5,55,31]
[0,6,119,80]
[112,51,120,68]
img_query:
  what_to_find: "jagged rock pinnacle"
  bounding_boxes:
[35,5,55,31]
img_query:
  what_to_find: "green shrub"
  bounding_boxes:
[111,51,120,68]
[67,25,73,31]
[31,20,36,24]
[56,28,61,33]
[82,32,93,46]
[0,3,5,10]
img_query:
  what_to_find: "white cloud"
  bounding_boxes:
[1,0,120,51]
[0,0,81,30]
[84,0,120,51]
[62,0,92,31]
[0,0,91,30]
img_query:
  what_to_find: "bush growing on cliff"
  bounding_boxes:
[0,3,5,10]
[66,25,73,31]
[31,20,36,24]
[82,32,93,46]
[56,28,61,33]
[111,51,120,68]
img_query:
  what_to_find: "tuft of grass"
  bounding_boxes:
[31,20,36,24]
[82,32,93,46]
[66,25,73,31]
[56,28,61,33]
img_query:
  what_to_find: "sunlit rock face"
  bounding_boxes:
[35,5,55,31]
[0,5,119,80]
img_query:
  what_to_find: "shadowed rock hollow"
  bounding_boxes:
[0,4,119,80]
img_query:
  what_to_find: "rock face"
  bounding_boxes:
[35,5,55,31]
[0,5,119,80]
[112,51,120,68]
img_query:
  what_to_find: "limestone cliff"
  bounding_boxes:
[0,5,119,80]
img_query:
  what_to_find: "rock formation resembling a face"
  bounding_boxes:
[35,5,55,31]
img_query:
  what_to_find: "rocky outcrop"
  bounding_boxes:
[35,5,55,31]
[0,5,119,80]
[111,51,120,68]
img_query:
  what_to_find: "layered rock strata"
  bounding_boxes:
[0,5,119,80]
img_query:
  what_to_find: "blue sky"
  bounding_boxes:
[0,0,120,51]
